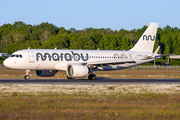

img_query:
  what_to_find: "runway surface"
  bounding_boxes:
[0,79,180,85]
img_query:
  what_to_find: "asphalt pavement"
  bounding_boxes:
[0,79,180,85]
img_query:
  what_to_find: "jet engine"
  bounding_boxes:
[67,64,89,78]
[35,70,57,77]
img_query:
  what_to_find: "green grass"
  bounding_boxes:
[0,92,180,119]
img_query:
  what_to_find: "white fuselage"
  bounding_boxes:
[4,49,153,71]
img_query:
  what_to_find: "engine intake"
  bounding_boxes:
[67,64,89,78]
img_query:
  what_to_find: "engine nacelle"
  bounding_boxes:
[67,64,89,78]
[35,70,57,77]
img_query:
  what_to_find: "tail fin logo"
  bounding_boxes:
[143,35,155,41]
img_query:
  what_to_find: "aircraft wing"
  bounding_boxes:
[85,59,136,67]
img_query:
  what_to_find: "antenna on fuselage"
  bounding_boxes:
[98,48,100,50]
[28,47,30,49]
[54,47,57,49]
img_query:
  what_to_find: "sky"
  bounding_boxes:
[0,0,180,30]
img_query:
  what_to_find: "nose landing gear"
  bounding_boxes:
[24,70,30,80]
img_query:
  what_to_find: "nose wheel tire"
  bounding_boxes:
[24,75,30,80]
[88,74,97,80]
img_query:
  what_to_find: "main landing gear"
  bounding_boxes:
[88,68,97,80]
[66,74,96,80]
[66,74,97,80]
[24,70,30,80]
[88,74,97,80]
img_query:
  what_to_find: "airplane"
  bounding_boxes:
[3,23,159,80]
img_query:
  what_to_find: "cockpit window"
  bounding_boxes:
[11,55,15,57]
[11,54,23,58]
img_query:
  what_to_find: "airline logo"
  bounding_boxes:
[36,51,89,61]
[143,35,155,41]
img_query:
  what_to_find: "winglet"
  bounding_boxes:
[142,46,160,60]
[151,46,160,58]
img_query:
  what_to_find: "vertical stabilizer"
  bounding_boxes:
[130,23,158,53]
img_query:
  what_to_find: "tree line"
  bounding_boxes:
[0,21,180,65]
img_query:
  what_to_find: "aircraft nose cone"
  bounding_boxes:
[3,58,10,68]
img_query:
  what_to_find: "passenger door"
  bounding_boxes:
[28,51,34,63]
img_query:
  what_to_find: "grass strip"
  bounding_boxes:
[0,92,180,119]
